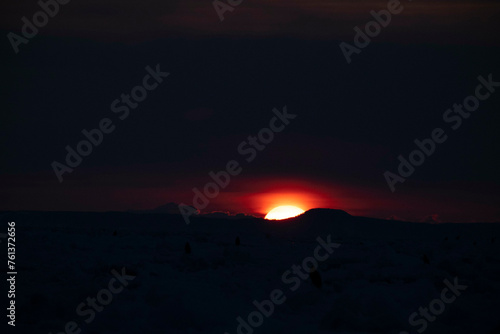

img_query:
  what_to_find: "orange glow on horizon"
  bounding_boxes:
[239,180,336,217]
[265,205,305,220]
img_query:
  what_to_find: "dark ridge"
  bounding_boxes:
[300,208,352,220]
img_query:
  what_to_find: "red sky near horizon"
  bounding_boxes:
[1,169,499,223]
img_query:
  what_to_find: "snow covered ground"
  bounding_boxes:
[5,210,500,333]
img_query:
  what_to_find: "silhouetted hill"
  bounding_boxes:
[299,208,352,220]
[129,202,198,215]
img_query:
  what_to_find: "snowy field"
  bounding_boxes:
[4,209,500,334]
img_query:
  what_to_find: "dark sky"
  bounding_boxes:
[1,0,500,222]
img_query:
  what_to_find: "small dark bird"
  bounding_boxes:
[473,241,477,247]
[265,233,271,239]
[444,237,448,241]
[235,236,241,246]
[456,235,461,240]
[185,242,191,254]
[422,254,430,264]
[310,268,322,289]
[113,230,117,236]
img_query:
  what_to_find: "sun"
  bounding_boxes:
[265,205,305,220]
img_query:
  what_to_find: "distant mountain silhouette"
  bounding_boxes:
[273,208,353,236]
[2,209,498,243]
[129,202,198,215]
[299,208,352,220]
[200,211,257,220]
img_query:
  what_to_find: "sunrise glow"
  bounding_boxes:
[265,205,305,220]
